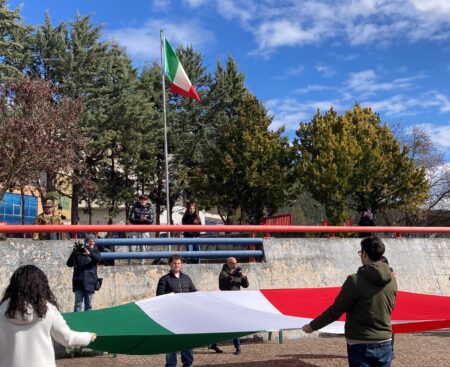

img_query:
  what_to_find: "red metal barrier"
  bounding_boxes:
[1,224,450,235]
[261,214,293,226]
[261,214,293,237]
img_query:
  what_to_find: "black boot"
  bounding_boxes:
[209,344,223,353]
[213,345,223,354]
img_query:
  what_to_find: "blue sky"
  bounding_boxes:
[8,0,450,162]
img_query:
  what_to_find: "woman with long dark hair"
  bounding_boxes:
[0,265,96,367]
[182,202,202,262]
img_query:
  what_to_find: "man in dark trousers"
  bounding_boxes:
[128,194,154,264]
[303,236,397,367]
[66,234,102,312]
[156,255,197,367]
[210,256,249,355]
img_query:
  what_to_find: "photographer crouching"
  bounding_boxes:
[66,235,102,312]
[211,257,249,355]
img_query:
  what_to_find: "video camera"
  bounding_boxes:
[73,240,86,253]
[234,266,243,277]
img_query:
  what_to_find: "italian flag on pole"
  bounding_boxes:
[164,38,201,102]
[63,289,450,355]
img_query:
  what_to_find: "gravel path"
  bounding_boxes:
[57,330,450,367]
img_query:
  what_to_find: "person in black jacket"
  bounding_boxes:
[210,257,249,355]
[156,255,197,367]
[182,202,201,263]
[128,195,154,264]
[66,235,102,312]
[129,195,154,226]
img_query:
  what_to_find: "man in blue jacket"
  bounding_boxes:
[66,235,102,312]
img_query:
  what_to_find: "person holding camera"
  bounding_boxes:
[211,257,249,355]
[66,235,102,312]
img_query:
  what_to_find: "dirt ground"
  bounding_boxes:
[57,329,450,367]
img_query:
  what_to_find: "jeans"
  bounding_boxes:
[165,350,193,367]
[74,290,94,312]
[233,338,241,350]
[347,341,392,367]
[186,244,200,252]
[128,232,152,264]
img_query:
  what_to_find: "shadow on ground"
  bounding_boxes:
[196,353,347,367]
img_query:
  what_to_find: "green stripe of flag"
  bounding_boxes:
[64,302,172,336]
[63,302,251,355]
[86,332,252,355]
[164,39,179,83]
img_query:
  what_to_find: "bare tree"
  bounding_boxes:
[404,127,450,225]
[0,76,86,204]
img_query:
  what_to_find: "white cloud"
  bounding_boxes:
[194,1,450,53]
[273,65,304,80]
[362,95,423,116]
[184,0,208,7]
[152,0,171,10]
[347,69,422,95]
[294,84,333,94]
[255,20,321,49]
[315,63,336,77]
[105,19,214,61]
[266,97,343,131]
[331,52,359,61]
[434,93,450,113]
[412,0,450,16]
[216,0,255,23]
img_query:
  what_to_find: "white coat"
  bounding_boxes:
[0,299,91,367]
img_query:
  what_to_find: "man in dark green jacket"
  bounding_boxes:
[303,236,397,367]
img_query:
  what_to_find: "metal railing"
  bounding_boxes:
[1,224,449,235]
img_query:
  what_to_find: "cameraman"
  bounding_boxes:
[66,235,102,312]
[215,256,249,355]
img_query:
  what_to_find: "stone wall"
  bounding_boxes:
[0,237,449,312]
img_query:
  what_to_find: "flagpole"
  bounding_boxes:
[160,29,171,237]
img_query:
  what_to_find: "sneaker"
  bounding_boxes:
[233,349,241,355]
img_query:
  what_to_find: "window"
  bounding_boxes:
[0,193,38,225]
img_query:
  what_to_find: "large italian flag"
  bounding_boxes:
[64,288,450,355]
[164,38,200,101]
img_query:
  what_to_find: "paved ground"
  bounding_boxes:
[57,330,450,367]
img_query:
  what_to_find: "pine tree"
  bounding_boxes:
[27,12,67,81]
[0,0,31,80]
[294,103,429,224]
[197,57,293,224]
